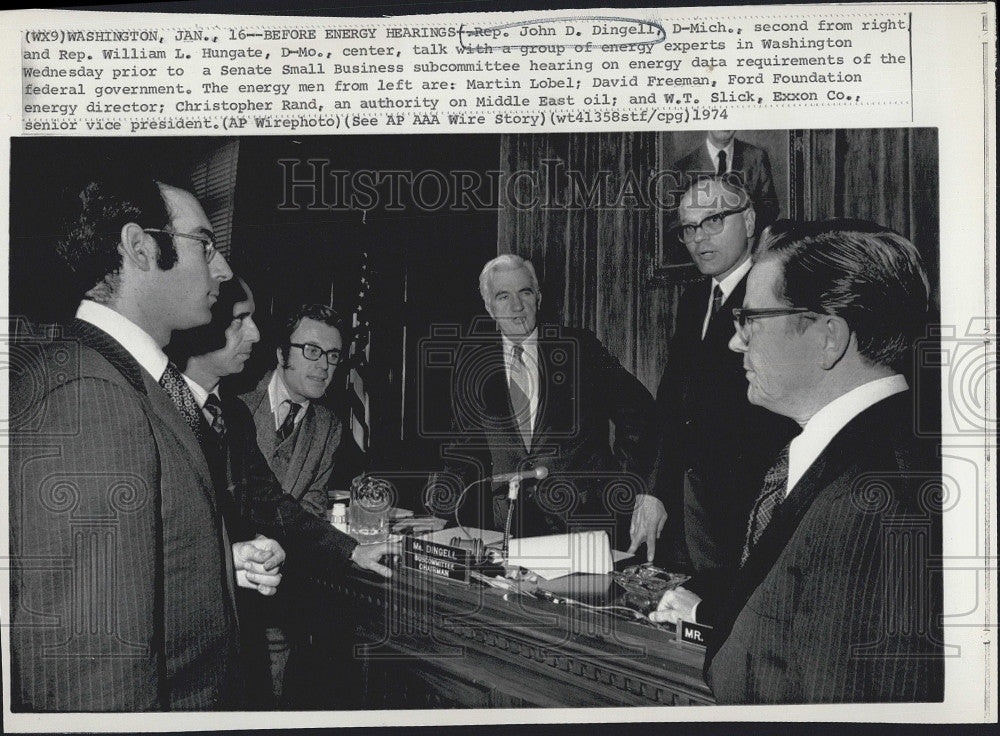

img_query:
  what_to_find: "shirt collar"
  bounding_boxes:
[705,137,735,170]
[76,300,168,382]
[182,374,210,408]
[712,256,753,303]
[787,374,909,495]
[268,369,310,415]
[501,327,539,366]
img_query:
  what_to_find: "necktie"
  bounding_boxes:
[703,284,725,339]
[276,400,301,442]
[204,393,226,438]
[508,345,532,451]
[159,362,204,445]
[741,442,791,565]
[716,149,727,176]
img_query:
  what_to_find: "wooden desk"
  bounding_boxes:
[287,563,714,709]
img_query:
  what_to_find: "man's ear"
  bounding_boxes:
[742,206,757,240]
[818,314,852,370]
[119,223,156,271]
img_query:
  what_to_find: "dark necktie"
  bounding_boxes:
[741,442,791,566]
[204,393,226,438]
[159,362,204,445]
[716,149,727,176]
[508,345,532,451]
[276,400,301,443]
[703,284,725,339]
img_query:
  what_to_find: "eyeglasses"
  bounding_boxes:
[731,306,813,342]
[289,342,341,366]
[676,203,751,243]
[143,228,217,263]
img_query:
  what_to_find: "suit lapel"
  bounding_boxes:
[532,331,569,447]
[730,139,745,172]
[284,403,317,495]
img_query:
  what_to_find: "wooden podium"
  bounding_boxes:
[284,559,714,709]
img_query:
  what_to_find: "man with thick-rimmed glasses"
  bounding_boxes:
[238,303,352,705]
[654,219,942,704]
[10,175,281,710]
[635,177,797,610]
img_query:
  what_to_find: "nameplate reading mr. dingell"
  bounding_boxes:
[403,536,472,583]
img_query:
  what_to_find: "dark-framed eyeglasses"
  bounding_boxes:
[289,342,341,366]
[731,306,813,341]
[675,203,751,243]
[143,228,217,263]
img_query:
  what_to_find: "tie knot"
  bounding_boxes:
[716,149,728,175]
[711,284,724,313]
[205,393,223,411]
[284,400,301,422]
[511,344,524,364]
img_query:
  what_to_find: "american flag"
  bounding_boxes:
[345,252,372,452]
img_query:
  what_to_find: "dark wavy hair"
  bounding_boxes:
[277,304,345,366]
[756,219,931,371]
[56,176,180,302]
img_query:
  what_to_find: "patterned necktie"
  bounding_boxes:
[741,442,791,566]
[711,283,725,315]
[159,362,204,445]
[276,400,301,443]
[716,149,728,176]
[508,344,532,451]
[204,393,226,438]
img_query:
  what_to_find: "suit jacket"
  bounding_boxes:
[240,372,343,500]
[705,392,944,703]
[651,277,798,596]
[674,138,779,229]
[9,319,239,711]
[208,393,358,576]
[440,325,654,542]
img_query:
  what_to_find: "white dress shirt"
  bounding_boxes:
[268,370,309,431]
[76,300,168,382]
[701,256,752,339]
[786,374,909,496]
[501,329,540,435]
[706,137,735,175]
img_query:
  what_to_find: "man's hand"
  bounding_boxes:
[350,538,403,579]
[649,586,701,625]
[233,536,286,596]
[300,490,328,518]
[627,493,668,562]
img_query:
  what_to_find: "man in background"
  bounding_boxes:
[631,178,797,602]
[654,220,943,703]
[436,254,654,545]
[10,175,279,710]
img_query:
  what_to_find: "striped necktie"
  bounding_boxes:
[508,344,532,451]
[276,400,301,442]
[741,442,791,566]
[204,393,226,438]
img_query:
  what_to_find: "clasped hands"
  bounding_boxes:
[233,535,286,596]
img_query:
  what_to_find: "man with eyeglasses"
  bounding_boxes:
[635,178,797,607]
[654,220,942,703]
[238,303,349,703]
[10,175,278,710]
[168,282,395,708]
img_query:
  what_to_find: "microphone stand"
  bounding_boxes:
[501,477,520,560]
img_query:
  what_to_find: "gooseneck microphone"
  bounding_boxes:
[490,467,550,484]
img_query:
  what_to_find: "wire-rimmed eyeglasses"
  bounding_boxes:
[143,228,217,263]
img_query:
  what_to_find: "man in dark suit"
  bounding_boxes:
[10,175,281,710]
[240,304,345,517]
[633,178,796,589]
[170,277,395,708]
[434,254,654,546]
[653,220,943,703]
[674,130,779,232]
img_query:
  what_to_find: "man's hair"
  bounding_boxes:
[680,175,752,213]
[757,219,931,370]
[165,276,250,370]
[478,254,539,303]
[56,175,182,302]
[278,304,345,365]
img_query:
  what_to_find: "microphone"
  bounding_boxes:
[490,467,549,484]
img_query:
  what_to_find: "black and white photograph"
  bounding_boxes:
[7,128,947,713]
